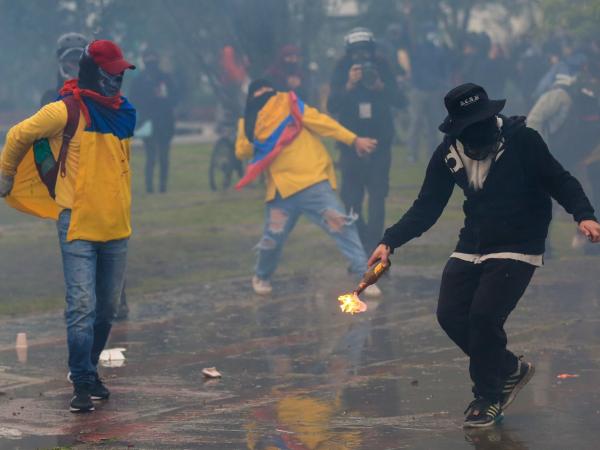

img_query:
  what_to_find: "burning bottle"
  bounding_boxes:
[338,259,391,314]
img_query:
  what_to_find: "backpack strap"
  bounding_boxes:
[57,95,81,178]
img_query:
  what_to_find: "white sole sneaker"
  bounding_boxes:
[252,276,272,295]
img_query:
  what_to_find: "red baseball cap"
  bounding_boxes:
[87,40,135,75]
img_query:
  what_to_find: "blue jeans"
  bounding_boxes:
[255,181,368,280]
[57,210,128,385]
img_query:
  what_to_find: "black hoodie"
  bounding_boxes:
[381,116,597,255]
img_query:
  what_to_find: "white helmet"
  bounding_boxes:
[344,27,375,49]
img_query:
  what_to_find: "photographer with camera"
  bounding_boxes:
[328,28,405,253]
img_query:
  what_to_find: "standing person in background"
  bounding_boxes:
[328,28,405,254]
[236,79,381,297]
[130,49,179,194]
[219,44,250,120]
[41,33,88,107]
[404,22,452,163]
[0,40,136,413]
[454,32,509,100]
[265,44,307,100]
[528,58,600,254]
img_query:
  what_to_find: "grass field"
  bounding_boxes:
[0,141,582,317]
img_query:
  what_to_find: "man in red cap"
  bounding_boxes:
[0,40,136,413]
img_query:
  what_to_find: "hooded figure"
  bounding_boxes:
[369,82,599,428]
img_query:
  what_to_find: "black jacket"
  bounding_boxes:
[130,68,179,138]
[381,116,596,254]
[327,55,404,143]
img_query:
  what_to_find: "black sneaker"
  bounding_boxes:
[501,358,535,410]
[463,397,503,428]
[90,375,110,400]
[70,383,95,413]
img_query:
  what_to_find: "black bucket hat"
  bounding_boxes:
[438,83,506,136]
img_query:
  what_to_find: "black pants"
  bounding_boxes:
[144,133,173,193]
[339,145,391,254]
[436,258,536,402]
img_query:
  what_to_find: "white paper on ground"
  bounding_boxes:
[99,348,126,361]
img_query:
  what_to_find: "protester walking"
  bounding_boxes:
[0,40,136,413]
[368,83,600,427]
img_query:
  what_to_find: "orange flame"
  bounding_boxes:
[338,293,368,315]
[556,373,579,379]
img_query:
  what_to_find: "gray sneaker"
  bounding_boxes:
[501,359,535,410]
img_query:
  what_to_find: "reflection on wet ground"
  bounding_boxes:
[1,260,599,449]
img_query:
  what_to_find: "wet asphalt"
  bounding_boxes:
[0,259,599,450]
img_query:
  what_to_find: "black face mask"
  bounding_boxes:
[458,116,501,160]
[244,90,276,142]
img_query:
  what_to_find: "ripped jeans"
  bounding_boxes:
[255,181,368,280]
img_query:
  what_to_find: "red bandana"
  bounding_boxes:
[59,79,123,126]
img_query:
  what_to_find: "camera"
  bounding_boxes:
[357,60,379,89]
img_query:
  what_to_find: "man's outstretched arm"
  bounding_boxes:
[370,148,455,264]
[527,129,600,242]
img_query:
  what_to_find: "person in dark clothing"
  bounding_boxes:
[528,61,600,254]
[328,27,405,254]
[368,83,600,428]
[40,33,88,107]
[454,33,508,99]
[130,49,179,193]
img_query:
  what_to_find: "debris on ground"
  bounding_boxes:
[99,348,127,367]
[202,367,222,378]
[556,373,579,379]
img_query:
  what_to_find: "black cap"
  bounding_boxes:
[438,83,506,136]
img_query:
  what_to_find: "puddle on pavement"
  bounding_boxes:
[0,267,599,449]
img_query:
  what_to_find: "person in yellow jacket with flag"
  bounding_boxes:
[0,40,135,413]
[236,79,381,297]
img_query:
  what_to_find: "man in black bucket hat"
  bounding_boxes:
[367,83,600,427]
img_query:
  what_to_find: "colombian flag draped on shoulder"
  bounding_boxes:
[235,91,304,190]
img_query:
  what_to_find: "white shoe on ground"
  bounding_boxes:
[252,276,272,295]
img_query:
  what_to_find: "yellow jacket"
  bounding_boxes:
[1,99,133,242]
[235,92,357,202]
